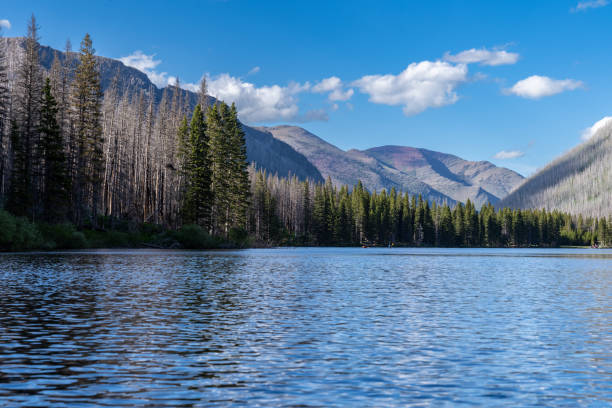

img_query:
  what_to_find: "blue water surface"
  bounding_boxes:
[0,248,611,406]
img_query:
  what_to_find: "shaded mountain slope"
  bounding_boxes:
[499,125,612,217]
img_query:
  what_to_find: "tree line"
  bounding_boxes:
[0,16,608,249]
[249,171,611,247]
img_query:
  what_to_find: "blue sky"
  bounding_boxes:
[3,0,612,176]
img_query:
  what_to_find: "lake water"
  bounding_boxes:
[0,248,610,407]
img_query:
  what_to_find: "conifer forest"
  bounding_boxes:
[0,16,609,249]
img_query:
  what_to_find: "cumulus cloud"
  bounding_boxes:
[312,76,354,101]
[507,75,583,99]
[352,61,468,116]
[493,150,525,159]
[119,51,171,88]
[572,0,609,12]
[581,116,612,140]
[444,47,519,66]
[0,19,10,29]
[206,73,318,123]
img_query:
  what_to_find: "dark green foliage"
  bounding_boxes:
[38,223,87,249]
[247,170,608,248]
[227,103,250,229]
[6,121,31,217]
[40,78,69,222]
[182,104,212,227]
[229,227,249,247]
[206,102,251,236]
[72,33,104,226]
[0,210,43,250]
[173,224,218,249]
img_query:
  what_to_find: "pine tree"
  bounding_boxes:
[40,78,69,221]
[207,103,230,234]
[183,103,212,228]
[72,33,104,226]
[227,103,250,230]
[438,204,455,246]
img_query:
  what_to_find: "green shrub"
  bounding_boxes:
[0,210,17,249]
[39,223,88,249]
[83,229,131,248]
[174,224,218,249]
[11,217,43,250]
[229,227,249,246]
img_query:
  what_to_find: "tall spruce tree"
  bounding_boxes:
[208,103,232,235]
[227,103,250,230]
[72,33,104,226]
[40,78,69,221]
[183,104,212,227]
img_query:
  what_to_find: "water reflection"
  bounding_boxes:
[0,248,610,406]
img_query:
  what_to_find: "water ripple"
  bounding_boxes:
[0,248,610,406]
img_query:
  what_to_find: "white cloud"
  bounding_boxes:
[581,116,612,140]
[247,66,261,76]
[352,61,468,116]
[507,75,583,99]
[493,150,525,159]
[312,76,354,101]
[444,47,519,66]
[119,51,171,88]
[0,19,10,30]
[207,73,318,123]
[572,0,609,12]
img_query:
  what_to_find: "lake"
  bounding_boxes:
[0,248,610,406]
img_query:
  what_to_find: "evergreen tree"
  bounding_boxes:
[183,104,212,228]
[72,33,104,226]
[208,103,231,235]
[40,78,69,221]
[227,103,250,230]
[438,204,455,246]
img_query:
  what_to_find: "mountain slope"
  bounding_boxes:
[261,126,524,206]
[2,37,324,183]
[499,125,612,217]
[362,146,522,205]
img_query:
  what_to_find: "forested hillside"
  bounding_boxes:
[0,16,607,250]
[500,124,612,217]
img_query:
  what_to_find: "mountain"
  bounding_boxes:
[260,126,524,207]
[499,125,612,217]
[2,37,524,205]
[1,37,324,183]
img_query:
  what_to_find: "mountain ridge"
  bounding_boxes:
[260,125,524,207]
